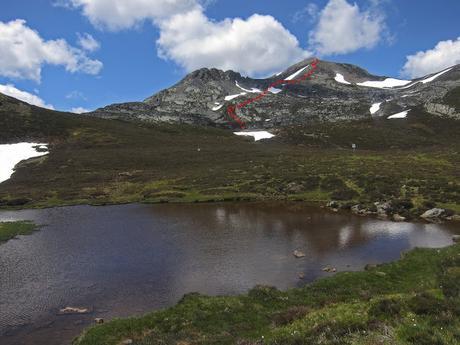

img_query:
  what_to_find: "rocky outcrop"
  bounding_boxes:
[327,201,459,223]
[424,103,459,119]
[421,208,448,220]
[89,59,460,128]
[420,208,458,222]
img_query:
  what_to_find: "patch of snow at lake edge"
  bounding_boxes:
[387,110,410,119]
[370,102,382,115]
[212,104,223,111]
[0,143,48,183]
[334,73,351,85]
[357,78,411,88]
[234,131,275,141]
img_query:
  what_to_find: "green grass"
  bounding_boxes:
[73,243,460,345]
[1,106,459,221]
[0,221,38,243]
[0,101,460,223]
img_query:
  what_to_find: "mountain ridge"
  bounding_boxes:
[88,58,460,128]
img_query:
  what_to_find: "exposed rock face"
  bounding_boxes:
[89,58,460,128]
[424,103,459,119]
[420,208,454,222]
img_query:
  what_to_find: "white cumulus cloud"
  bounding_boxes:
[402,37,460,78]
[309,0,385,55]
[0,84,54,109]
[157,10,312,76]
[77,32,100,52]
[0,19,103,82]
[70,106,90,113]
[67,0,199,30]
[63,0,311,76]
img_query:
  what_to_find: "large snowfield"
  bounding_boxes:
[0,143,48,183]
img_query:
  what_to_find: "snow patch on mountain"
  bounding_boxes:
[387,110,410,119]
[285,66,308,81]
[420,67,453,84]
[225,92,247,101]
[235,81,261,93]
[358,78,412,88]
[268,87,282,94]
[370,102,382,115]
[234,131,275,141]
[0,143,48,183]
[334,73,351,85]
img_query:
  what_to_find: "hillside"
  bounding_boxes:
[1,86,460,221]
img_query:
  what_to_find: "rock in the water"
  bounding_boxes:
[421,208,446,220]
[298,273,305,279]
[375,201,391,217]
[453,235,460,243]
[58,307,90,315]
[393,214,406,222]
[351,204,361,214]
[327,201,340,209]
[447,215,460,221]
[351,204,373,216]
[322,266,336,273]
[94,318,104,324]
[293,250,306,258]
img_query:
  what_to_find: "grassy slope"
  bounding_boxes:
[0,221,38,242]
[74,243,460,345]
[1,103,460,219]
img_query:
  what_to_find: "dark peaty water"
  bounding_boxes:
[0,203,458,345]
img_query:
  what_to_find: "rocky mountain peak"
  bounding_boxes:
[183,67,241,83]
[90,58,460,129]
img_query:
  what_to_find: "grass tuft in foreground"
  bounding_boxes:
[0,221,39,243]
[73,243,460,345]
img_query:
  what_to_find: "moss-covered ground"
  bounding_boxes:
[1,105,460,221]
[73,243,460,345]
[0,220,38,243]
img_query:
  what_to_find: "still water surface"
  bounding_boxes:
[0,203,458,345]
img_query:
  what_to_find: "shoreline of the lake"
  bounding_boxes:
[1,198,459,225]
[74,242,460,345]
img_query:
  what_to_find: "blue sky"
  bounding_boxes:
[1,0,459,112]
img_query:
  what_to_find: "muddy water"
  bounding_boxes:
[0,202,458,345]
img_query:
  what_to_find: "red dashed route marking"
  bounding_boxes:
[226,59,319,129]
